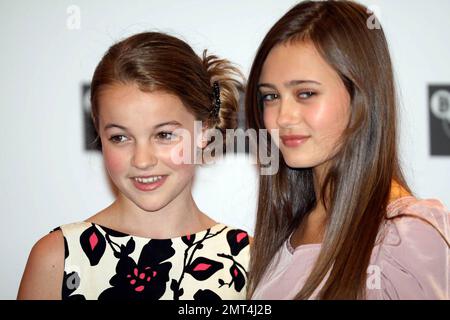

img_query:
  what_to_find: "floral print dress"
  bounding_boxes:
[54,222,250,300]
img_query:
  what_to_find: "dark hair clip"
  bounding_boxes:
[210,81,221,118]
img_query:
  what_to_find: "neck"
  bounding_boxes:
[96,184,215,239]
[312,161,329,211]
[290,164,328,248]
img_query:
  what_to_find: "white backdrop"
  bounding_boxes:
[1,0,449,299]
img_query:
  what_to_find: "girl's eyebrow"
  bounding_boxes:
[284,79,321,87]
[103,121,182,131]
[258,80,321,89]
[153,120,182,129]
[104,123,127,131]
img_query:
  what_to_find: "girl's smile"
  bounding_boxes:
[279,134,311,148]
[131,175,168,192]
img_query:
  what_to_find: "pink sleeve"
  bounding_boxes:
[377,199,450,300]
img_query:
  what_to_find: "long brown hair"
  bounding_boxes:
[246,0,410,299]
[90,31,243,146]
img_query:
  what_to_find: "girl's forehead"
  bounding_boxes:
[260,42,337,86]
[97,84,194,126]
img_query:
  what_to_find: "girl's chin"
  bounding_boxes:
[282,156,308,168]
[134,202,168,213]
[283,159,318,170]
[135,197,172,213]
[117,193,169,213]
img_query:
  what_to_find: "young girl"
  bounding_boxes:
[18,32,250,300]
[246,1,449,299]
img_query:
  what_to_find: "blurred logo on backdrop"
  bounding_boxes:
[81,83,248,153]
[82,83,101,151]
[429,85,450,156]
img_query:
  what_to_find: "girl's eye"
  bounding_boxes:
[109,135,128,143]
[298,91,316,99]
[156,131,177,141]
[261,93,279,103]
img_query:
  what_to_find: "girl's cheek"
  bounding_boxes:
[306,102,349,151]
[305,102,336,133]
[263,108,277,130]
[160,150,195,184]
[155,141,196,174]
[103,148,128,174]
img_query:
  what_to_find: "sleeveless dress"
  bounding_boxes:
[252,196,450,300]
[54,222,250,300]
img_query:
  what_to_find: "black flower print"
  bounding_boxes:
[226,229,249,256]
[98,238,175,300]
[98,225,129,238]
[228,264,246,292]
[181,233,196,246]
[171,225,228,300]
[80,225,106,266]
[193,289,222,301]
[217,253,247,292]
[63,236,69,260]
[60,222,250,300]
[185,257,224,280]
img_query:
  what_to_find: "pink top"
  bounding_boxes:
[252,196,450,300]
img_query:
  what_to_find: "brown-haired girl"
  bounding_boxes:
[246,1,449,299]
[18,32,249,300]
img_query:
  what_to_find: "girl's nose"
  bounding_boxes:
[276,99,302,129]
[131,143,157,169]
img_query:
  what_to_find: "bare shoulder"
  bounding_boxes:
[17,230,65,300]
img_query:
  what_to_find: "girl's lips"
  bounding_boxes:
[280,135,310,148]
[131,175,168,192]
